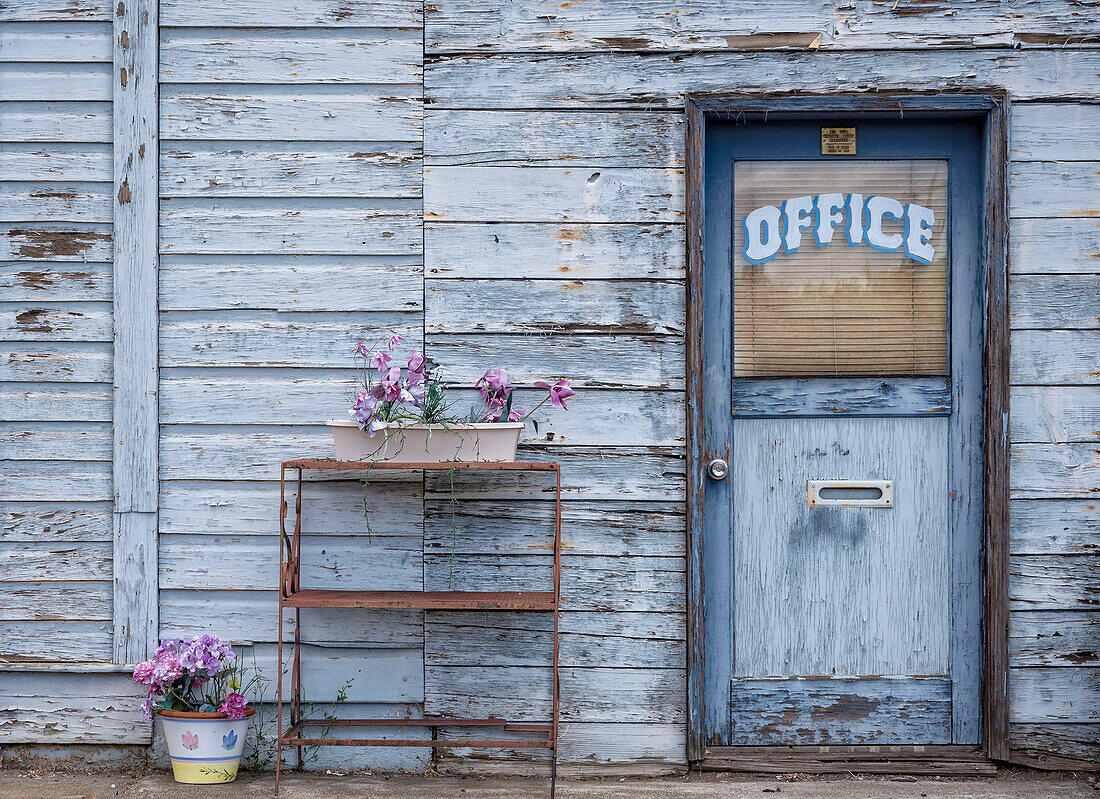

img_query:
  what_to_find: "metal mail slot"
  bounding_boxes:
[807,479,893,508]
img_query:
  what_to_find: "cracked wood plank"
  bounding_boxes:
[159,199,422,255]
[426,279,685,334]
[425,0,1100,52]
[426,222,684,279]
[425,166,683,223]
[1010,555,1099,610]
[1010,611,1098,668]
[1010,499,1099,556]
[160,142,422,198]
[425,110,684,167]
[160,89,421,141]
[160,256,422,310]
[161,29,422,84]
[160,0,422,27]
[425,50,1100,108]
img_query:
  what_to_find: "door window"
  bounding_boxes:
[733,160,948,377]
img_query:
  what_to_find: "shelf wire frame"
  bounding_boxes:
[275,460,562,797]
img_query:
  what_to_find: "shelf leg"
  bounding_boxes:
[276,601,283,796]
[294,605,303,771]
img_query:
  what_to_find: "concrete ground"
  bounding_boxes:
[0,770,1096,799]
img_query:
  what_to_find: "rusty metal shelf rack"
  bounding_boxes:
[276,459,561,797]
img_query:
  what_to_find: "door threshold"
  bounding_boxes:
[695,745,997,776]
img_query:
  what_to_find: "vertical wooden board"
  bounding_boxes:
[113,0,158,664]
[733,417,951,677]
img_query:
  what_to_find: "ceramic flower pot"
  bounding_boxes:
[328,421,524,463]
[158,708,255,784]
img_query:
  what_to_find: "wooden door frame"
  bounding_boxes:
[684,92,1010,768]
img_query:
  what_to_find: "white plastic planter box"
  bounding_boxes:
[327,421,524,463]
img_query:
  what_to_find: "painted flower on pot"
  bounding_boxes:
[348,334,576,433]
[221,729,238,750]
[181,731,199,750]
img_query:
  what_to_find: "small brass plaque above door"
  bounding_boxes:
[821,126,857,155]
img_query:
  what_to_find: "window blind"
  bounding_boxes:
[732,159,949,377]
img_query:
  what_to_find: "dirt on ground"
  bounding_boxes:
[0,768,1097,799]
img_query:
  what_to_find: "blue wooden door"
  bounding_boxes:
[700,119,984,746]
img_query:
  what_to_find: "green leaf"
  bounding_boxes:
[500,391,514,423]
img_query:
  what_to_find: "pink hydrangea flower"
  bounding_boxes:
[219,693,249,720]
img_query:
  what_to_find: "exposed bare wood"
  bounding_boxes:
[425,50,1100,109]
[1010,499,1099,556]
[1010,610,1098,668]
[425,0,1100,53]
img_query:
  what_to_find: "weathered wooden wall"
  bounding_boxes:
[2,0,1097,772]
[154,0,428,771]
[421,0,1099,770]
[1,9,117,661]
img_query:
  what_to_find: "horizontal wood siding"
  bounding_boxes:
[424,69,687,768]
[1006,101,1099,767]
[0,9,117,704]
[423,8,1100,770]
[156,0,424,770]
